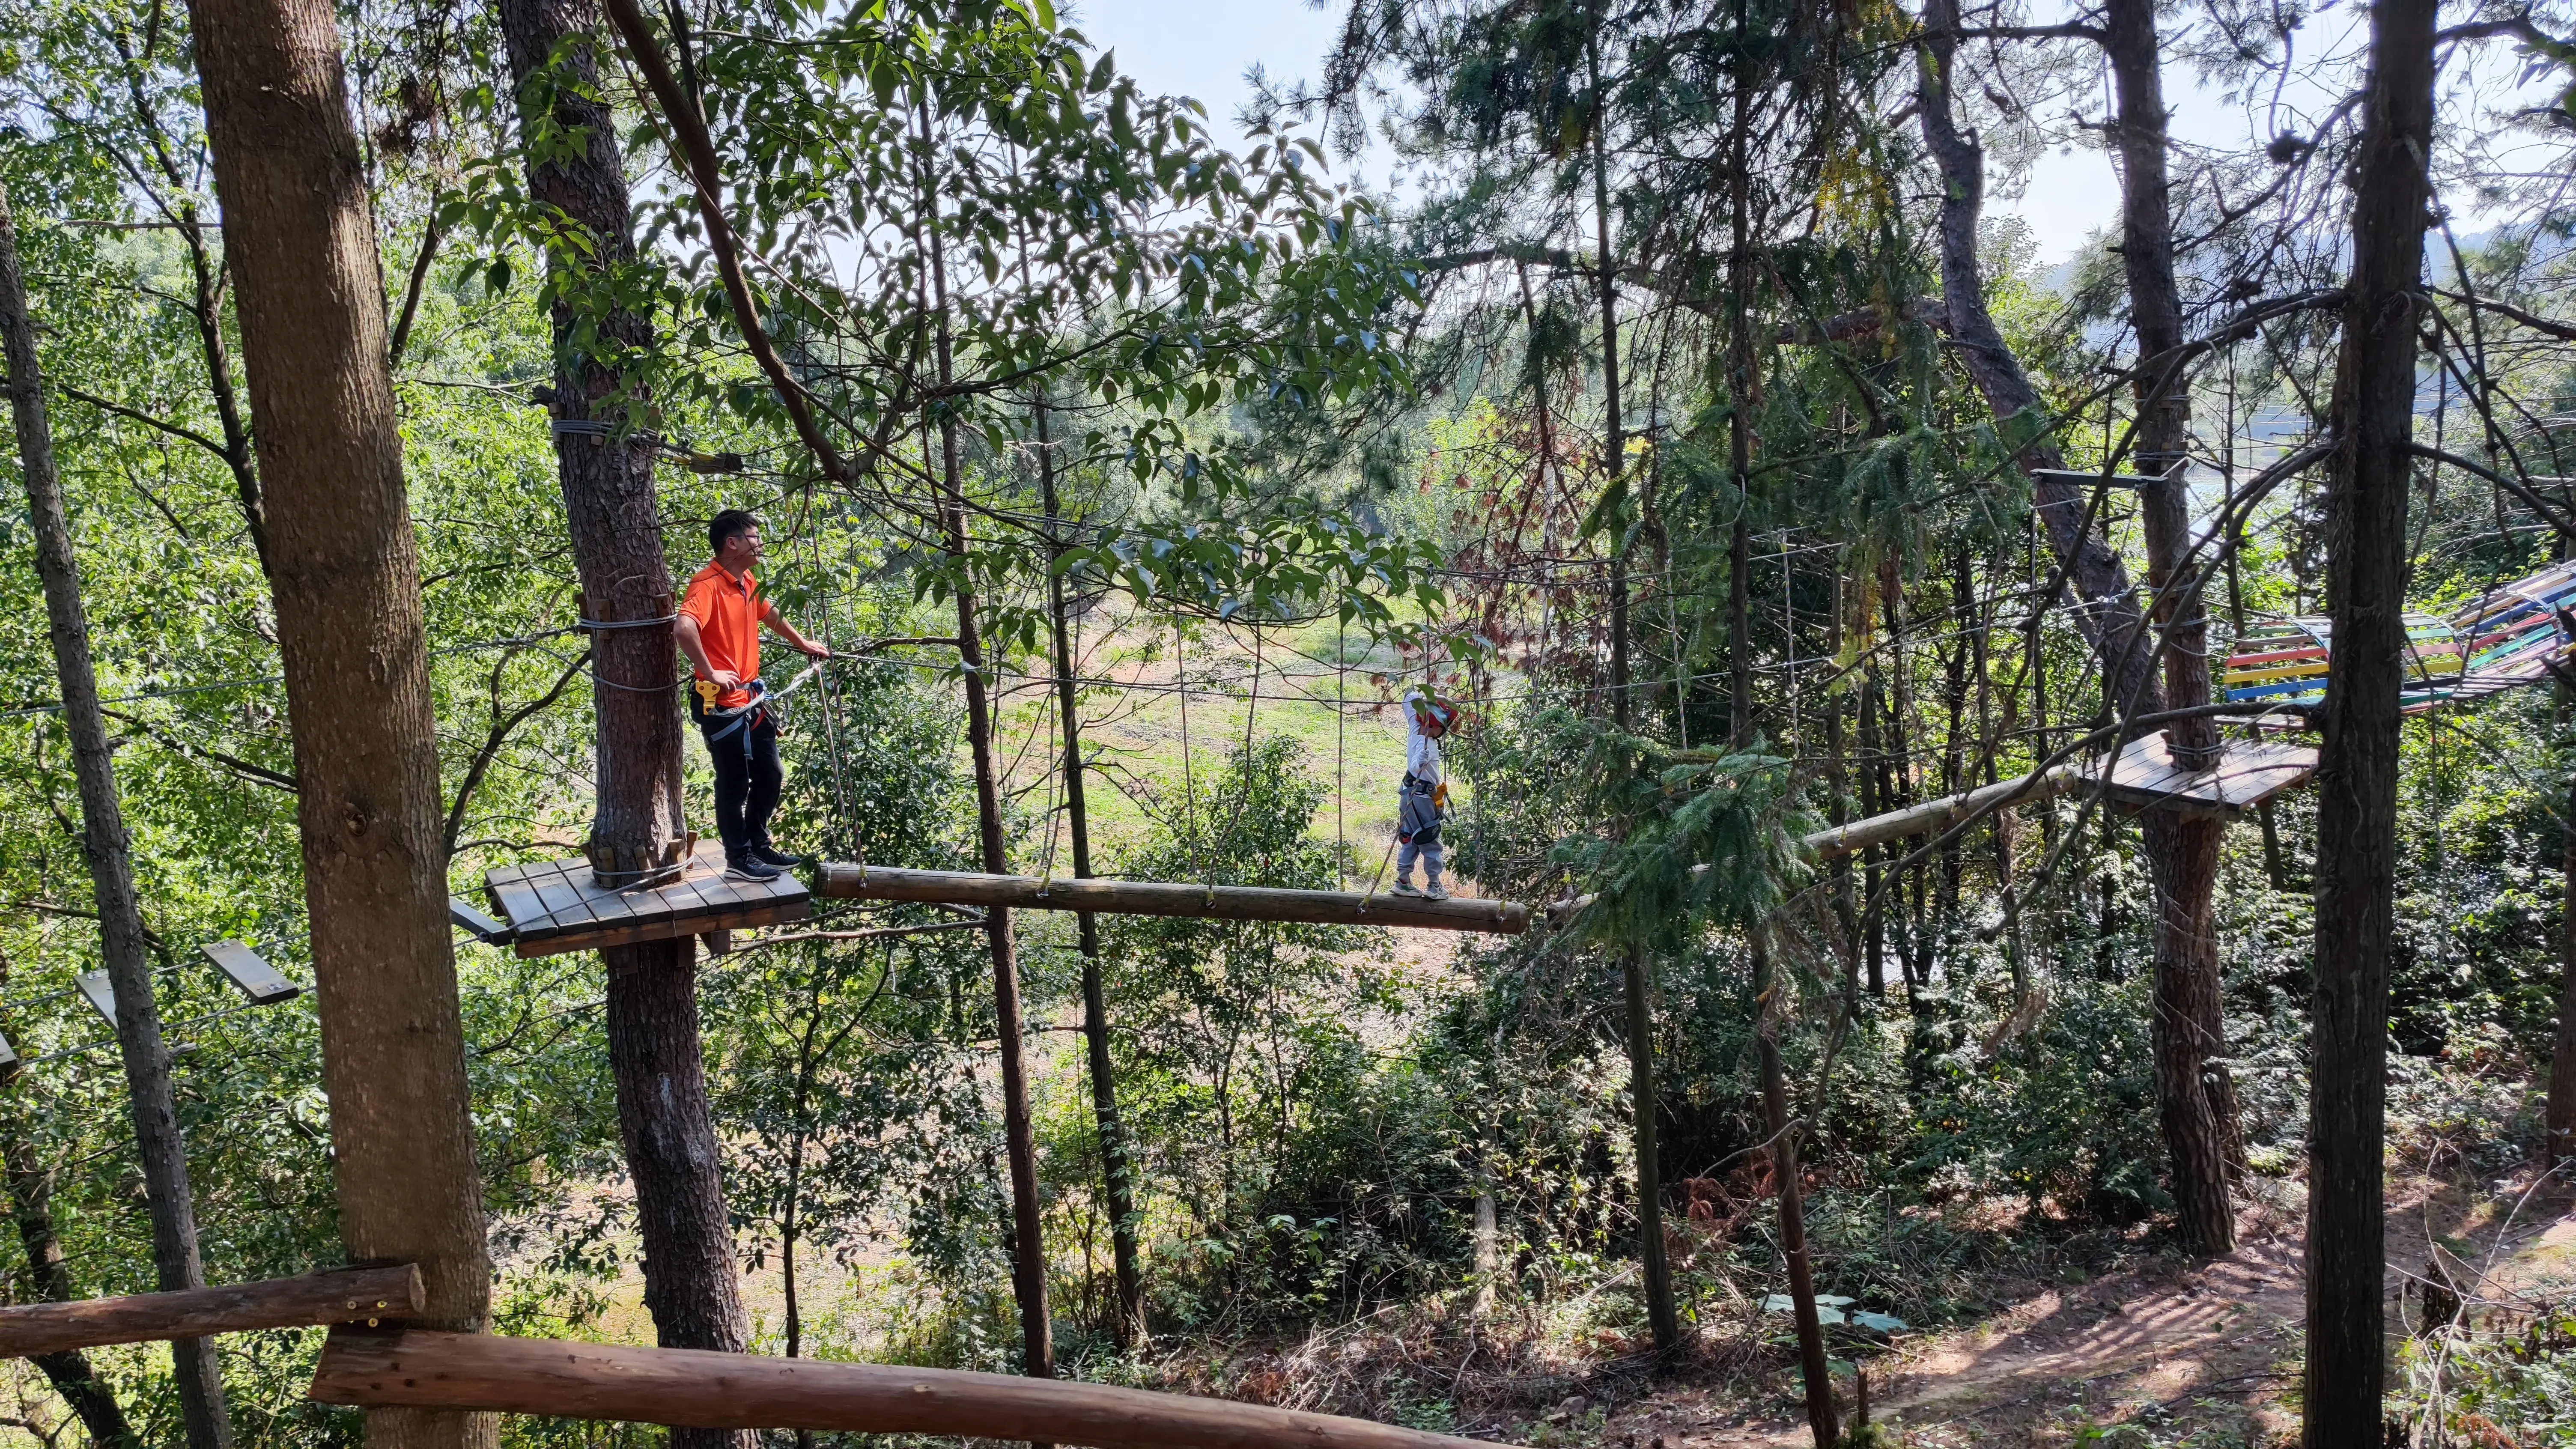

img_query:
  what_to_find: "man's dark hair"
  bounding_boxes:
[710,510,760,556]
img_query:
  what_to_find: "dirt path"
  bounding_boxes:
[1598,1175,2576,1447]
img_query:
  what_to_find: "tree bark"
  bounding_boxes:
[2307,0,2436,1437]
[2105,0,2242,1255]
[494,10,748,1437]
[1037,394,1145,1348]
[3,1121,139,1448]
[2553,752,2576,1161]
[1913,0,2156,718]
[0,179,234,1449]
[605,952,750,1410]
[1755,934,1838,1449]
[1920,0,2249,1248]
[495,0,687,884]
[180,3,497,1445]
[1586,13,1675,1353]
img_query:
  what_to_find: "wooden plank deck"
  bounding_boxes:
[486,844,810,959]
[2087,733,2320,819]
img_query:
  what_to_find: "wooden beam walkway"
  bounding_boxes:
[818,865,1531,935]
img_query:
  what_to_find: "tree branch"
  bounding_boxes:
[389,214,446,368]
[58,383,231,461]
[101,708,299,792]
[600,0,851,480]
[442,647,592,859]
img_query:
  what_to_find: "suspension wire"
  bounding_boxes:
[1336,617,1346,888]
[1175,615,1205,894]
[799,477,863,879]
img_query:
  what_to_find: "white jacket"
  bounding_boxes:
[1403,689,1443,785]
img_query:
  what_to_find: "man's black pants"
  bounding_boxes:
[692,695,782,859]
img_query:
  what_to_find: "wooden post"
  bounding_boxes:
[0,178,235,1449]
[181,3,498,1446]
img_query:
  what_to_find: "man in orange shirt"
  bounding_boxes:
[677,510,831,882]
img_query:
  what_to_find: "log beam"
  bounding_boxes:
[817,866,1531,935]
[309,1328,1503,1449]
[1546,762,2090,924]
[1800,762,2087,860]
[0,1265,422,1358]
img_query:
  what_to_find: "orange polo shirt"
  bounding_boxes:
[680,561,768,708]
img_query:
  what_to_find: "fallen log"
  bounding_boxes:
[309,1328,1503,1449]
[0,1264,421,1357]
[818,865,1531,936]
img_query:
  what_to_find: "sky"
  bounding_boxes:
[1066,0,2141,257]
[1067,0,2552,270]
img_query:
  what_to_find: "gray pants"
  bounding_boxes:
[1398,783,1443,887]
[1398,838,1445,888]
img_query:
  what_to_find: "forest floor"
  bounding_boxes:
[1571,1167,2576,1447]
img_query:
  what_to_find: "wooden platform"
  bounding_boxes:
[2085,733,2319,819]
[485,844,809,958]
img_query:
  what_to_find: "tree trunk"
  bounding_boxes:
[605,956,748,1406]
[1586,16,1674,1353]
[1920,0,2248,1250]
[0,179,234,1449]
[1755,934,1839,1449]
[3,1119,139,1448]
[2106,0,2242,1254]
[1913,0,2155,717]
[1723,48,1828,1436]
[181,5,497,1446]
[2307,0,2436,1437]
[495,10,748,1435]
[922,173,1053,1384]
[2551,755,2576,1161]
[495,0,687,883]
[1037,394,1145,1348]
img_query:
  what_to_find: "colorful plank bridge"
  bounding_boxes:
[2223,559,2576,713]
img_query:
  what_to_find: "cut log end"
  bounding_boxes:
[0,1264,424,1359]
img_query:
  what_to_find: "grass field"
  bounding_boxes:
[981,608,1460,887]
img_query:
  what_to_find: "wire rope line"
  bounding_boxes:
[1335,618,1347,888]
[795,478,863,878]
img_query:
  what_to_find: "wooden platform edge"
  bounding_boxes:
[308,1327,1501,1449]
[817,866,1531,936]
[512,897,811,958]
[0,1264,421,1358]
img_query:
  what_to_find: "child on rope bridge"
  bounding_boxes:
[1392,689,1459,900]
[676,510,832,883]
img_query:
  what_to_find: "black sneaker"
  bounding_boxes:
[751,845,810,869]
[724,854,782,883]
